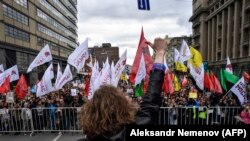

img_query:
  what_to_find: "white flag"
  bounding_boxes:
[27,44,52,73]
[163,54,169,72]
[226,57,233,74]
[99,58,111,86]
[88,61,99,100]
[0,64,4,74]
[187,62,204,90]
[48,63,54,79]
[112,50,127,87]
[87,53,93,68]
[174,48,180,62]
[135,54,146,86]
[67,39,89,72]
[55,63,62,88]
[178,40,191,62]
[55,64,73,89]
[36,65,54,97]
[230,77,247,105]
[5,65,19,82]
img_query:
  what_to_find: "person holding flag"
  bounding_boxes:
[79,37,166,141]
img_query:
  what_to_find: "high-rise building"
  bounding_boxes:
[0,0,78,83]
[190,0,250,74]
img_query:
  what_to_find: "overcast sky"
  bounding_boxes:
[77,0,192,65]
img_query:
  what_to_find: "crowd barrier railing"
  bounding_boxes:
[0,106,244,135]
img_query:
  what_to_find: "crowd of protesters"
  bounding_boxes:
[0,71,249,135]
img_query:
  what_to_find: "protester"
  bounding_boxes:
[79,37,166,141]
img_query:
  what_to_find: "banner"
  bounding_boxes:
[68,39,89,72]
[27,44,52,73]
[230,77,247,105]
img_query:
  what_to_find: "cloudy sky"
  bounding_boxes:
[77,0,192,65]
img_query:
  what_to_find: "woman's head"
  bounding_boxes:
[80,85,136,138]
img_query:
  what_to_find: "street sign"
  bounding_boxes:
[138,0,150,10]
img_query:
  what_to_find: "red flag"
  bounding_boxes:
[210,72,222,94]
[243,72,250,80]
[0,76,10,94]
[181,75,188,87]
[129,28,153,92]
[14,74,28,100]
[204,72,211,89]
[84,77,90,97]
[163,72,174,94]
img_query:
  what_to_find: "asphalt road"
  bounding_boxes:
[0,132,85,141]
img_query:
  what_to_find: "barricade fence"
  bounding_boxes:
[0,106,243,134]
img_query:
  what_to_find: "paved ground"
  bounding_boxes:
[0,132,85,141]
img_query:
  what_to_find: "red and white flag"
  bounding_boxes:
[68,39,89,72]
[55,64,73,90]
[27,44,52,73]
[226,57,233,74]
[5,65,19,82]
[134,54,146,86]
[36,65,54,97]
[111,50,127,87]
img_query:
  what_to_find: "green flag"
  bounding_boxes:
[220,69,239,91]
[135,81,143,97]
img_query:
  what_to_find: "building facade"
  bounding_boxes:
[190,0,250,74]
[88,43,119,68]
[0,0,78,84]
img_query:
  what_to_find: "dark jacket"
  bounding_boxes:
[78,69,165,141]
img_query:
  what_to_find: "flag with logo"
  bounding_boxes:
[47,63,54,79]
[55,64,73,90]
[174,48,180,62]
[36,65,54,97]
[187,47,204,90]
[112,50,127,87]
[5,65,19,82]
[68,39,89,72]
[178,40,191,63]
[230,77,247,105]
[27,44,52,73]
[99,57,111,86]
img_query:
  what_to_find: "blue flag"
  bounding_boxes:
[138,0,150,10]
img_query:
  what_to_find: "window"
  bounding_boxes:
[3,4,28,25]
[5,25,30,42]
[37,23,77,48]
[14,0,28,8]
[37,9,76,39]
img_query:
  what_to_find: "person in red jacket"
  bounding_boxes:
[79,38,167,141]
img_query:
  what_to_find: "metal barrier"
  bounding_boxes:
[0,107,82,135]
[0,106,244,134]
[158,106,243,125]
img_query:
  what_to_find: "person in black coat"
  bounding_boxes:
[78,38,167,141]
